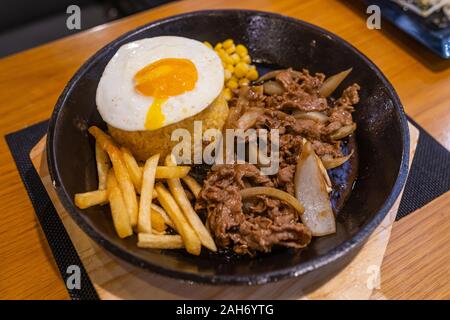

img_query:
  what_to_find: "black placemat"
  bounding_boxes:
[5,120,99,300]
[396,118,450,219]
[4,117,450,299]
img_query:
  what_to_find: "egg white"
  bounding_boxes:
[96,36,224,131]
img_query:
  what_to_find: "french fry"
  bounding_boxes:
[165,156,217,252]
[151,211,167,233]
[74,190,108,209]
[151,229,166,235]
[107,170,133,238]
[181,175,202,198]
[142,190,158,199]
[89,126,138,227]
[155,166,190,179]
[120,148,180,195]
[138,154,159,233]
[121,147,143,193]
[151,204,176,232]
[88,126,116,154]
[138,197,166,232]
[137,233,184,249]
[155,183,201,255]
[95,142,110,190]
[122,163,190,181]
[111,156,138,228]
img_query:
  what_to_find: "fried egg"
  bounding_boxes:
[96,36,224,131]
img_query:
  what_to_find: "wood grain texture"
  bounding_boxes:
[0,0,449,299]
[26,125,418,300]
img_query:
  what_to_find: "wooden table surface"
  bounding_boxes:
[0,0,448,300]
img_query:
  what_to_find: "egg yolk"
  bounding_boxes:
[133,58,198,130]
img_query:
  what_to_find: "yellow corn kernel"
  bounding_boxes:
[214,42,223,51]
[226,79,238,90]
[225,45,236,55]
[234,62,249,78]
[223,88,232,101]
[235,44,248,57]
[225,64,234,73]
[230,53,240,65]
[216,52,224,64]
[246,67,259,81]
[222,39,234,49]
[238,78,249,87]
[216,48,225,57]
[222,54,233,65]
[242,54,251,64]
[224,69,233,80]
[203,41,213,49]
[216,50,230,66]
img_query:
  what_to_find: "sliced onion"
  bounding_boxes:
[257,69,285,82]
[321,150,354,169]
[315,154,332,193]
[263,80,285,95]
[302,139,331,192]
[293,111,329,123]
[236,108,264,129]
[319,68,352,98]
[295,141,336,236]
[329,123,356,140]
[252,85,264,95]
[240,187,305,215]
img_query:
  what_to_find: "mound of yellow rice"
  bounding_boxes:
[108,93,228,162]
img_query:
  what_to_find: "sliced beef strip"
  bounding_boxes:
[199,69,359,255]
[311,140,342,158]
[265,69,328,112]
[273,134,303,195]
[255,115,343,158]
[232,200,312,255]
[321,83,359,137]
[226,86,266,129]
[335,83,360,107]
[255,109,296,135]
[196,164,311,255]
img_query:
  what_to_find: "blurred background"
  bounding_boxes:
[1,1,449,59]
[0,0,177,58]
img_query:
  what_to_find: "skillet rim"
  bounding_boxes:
[47,9,410,285]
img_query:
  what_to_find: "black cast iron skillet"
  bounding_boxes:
[47,10,410,285]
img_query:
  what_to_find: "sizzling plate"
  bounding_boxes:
[47,10,409,285]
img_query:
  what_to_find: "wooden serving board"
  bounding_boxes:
[29,124,418,300]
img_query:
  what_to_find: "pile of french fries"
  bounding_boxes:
[74,126,217,255]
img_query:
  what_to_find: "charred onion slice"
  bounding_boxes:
[293,111,329,123]
[329,123,356,140]
[251,85,264,95]
[257,69,285,82]
[263,80,285,95]
[240,187,305,215]
[319,68,352,98]
[315,154,332,193]
[321,150,354,169]
[295,141,336,236]
[236,108,264,129]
